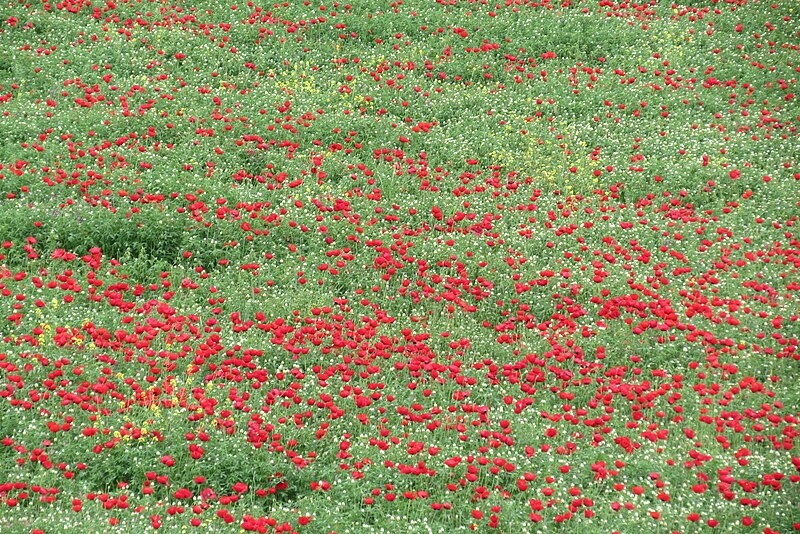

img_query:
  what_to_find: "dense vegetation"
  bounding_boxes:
[0,0,798,532]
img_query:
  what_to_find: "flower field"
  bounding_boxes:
[0,0,798,531]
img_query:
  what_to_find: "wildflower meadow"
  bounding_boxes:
[0,0,798,532]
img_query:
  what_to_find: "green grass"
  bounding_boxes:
[0,0,798,532]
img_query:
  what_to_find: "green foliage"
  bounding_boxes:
[0,0,797,532]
